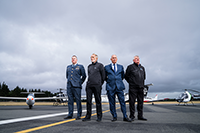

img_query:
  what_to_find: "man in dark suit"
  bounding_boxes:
[82,53,105,122]
[105,55,131,122]
[64,55,86,120]
[125,55,147,121]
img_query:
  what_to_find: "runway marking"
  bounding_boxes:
[0,109,94,125]
[15,107,120,133]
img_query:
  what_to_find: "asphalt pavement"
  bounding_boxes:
[0,103,200,133]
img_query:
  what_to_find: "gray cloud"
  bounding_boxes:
[0,0,200,98]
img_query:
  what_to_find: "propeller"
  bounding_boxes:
[145,83,153,87]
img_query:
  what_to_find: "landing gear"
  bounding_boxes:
[29,105,32,109]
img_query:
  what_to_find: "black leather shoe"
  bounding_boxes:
[82,117,91,121]
[138,117,147,121]
[130,117,134,121]
[111,117,117,122]
[64,116,73,119]
[123,117,132,122]
[76,117,81,120]
[96,118,102,122]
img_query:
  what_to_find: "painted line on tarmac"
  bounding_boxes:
[15,107,120,133]
[0,109,94,125]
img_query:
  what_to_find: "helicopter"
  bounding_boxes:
[176,89,200,105]
[53,88,68,106]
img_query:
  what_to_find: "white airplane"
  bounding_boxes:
[88,83,157,103]
[176,89,200,105]
[124,83,167,104]
[0,92,66,109]
[124,93,162,104]
[144,94,158,103]
[90,93,161,104]
[81,95,109,103]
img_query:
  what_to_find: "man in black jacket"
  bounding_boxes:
[82,53,105,122]
[125,55,147,121]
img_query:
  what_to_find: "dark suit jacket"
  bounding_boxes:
[66,64,86,88]
[105,64,125,91]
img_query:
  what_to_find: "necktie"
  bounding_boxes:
[114,64,116,73]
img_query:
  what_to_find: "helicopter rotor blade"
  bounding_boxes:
[187,89,200,94]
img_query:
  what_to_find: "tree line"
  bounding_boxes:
[0,82,55,97]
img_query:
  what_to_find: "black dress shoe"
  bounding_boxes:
[64,116,73,119]
[96,118,102,122]
[111,117,117,122]
[138,117,147,121]
[130,117,134,121]
[82,117,91,121]
[123,117,132,122]
[76,117,81,120]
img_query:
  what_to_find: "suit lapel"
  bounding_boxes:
[110,64,120,74]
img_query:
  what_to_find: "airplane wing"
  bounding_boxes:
[0,96,67,100]
[0,96,26,100]
[143,99,166,102]
[35,97,68,100]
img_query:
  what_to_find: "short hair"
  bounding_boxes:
[134,55,139,59]
[72,55,78,59]
[92,53,98,59]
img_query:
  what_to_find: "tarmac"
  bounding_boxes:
[0,102,200,133]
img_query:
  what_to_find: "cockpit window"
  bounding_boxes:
[28,94,35,98]
[178,93,188,99]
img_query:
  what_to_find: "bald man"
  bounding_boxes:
[105,55,131,122]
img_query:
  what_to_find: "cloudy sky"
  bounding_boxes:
[0,0,200,98]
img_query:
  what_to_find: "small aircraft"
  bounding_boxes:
[176,89,200,105]
[124,93,161,105]
[144,94,158,103]
[144,83,154,97]
[53,88,68,106]
[0,92,65,109]
[81,95,109,103]
[124,83,154,102]
[124,83,166,104]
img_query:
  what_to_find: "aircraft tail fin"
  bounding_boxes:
[154,94,158,100]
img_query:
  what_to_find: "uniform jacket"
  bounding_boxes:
[66,64,86,88]
[125,62,146,88]
[105,64,125,91]
[87,62,105,87]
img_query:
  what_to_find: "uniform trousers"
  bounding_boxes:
[85,85,102,119]
[67,82,82,117]
[129,86,144,118]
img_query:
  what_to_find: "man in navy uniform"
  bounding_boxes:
[82,53,105,122]
[105,55,131,122]
[125,55,147,121]
[64,55,86,120]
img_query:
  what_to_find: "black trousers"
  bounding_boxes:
[85,85,102,118]
[129,86,144,118]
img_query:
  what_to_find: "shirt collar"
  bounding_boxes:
[112,63,117,66]
[72,63,77,67]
